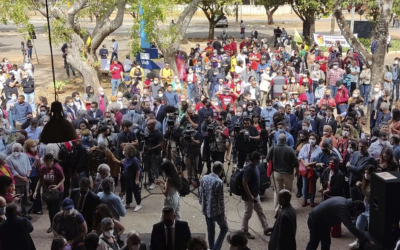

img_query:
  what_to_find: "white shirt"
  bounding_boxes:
[112,42,118,53]
[250,87,256,100]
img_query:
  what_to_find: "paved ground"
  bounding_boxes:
[0,12,399,249]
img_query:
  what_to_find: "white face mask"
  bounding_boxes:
[104,229,114,238]
[333,65,338,69]
[248,107,253,111]
[154,81,159,85]
[158,94,163,97]
[30,146,37,152]
[302,126,308,130]
[323,131,329,136]
[13,152,20,158]
[236,112,242,117]
[291,79,295,83]
[100,91,105,96]
[90,108,96,112]
[309,139,316,145]
[11,96,16,101]
[353,94,358,98]
[347,148,353,153]
[342,131,349,137]
[301,105,306,109]
[374,87,380,92]
[364,173,371,181]
[75,97,80,101]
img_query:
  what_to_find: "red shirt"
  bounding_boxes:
[296,93,308,105]
[39,163,65,193]
[204,46,214,54]
[231,41,237,52]
[224,45,232,56]
[299,77,313,87]
[195,102,204,111]
[110,63,123,79]
[239,41,250,50]
[218,94,235,110]
[315,56,328,72]
[334,86,349,104]
[249,53,261,71]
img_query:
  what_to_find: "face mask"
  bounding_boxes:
[280,64,283,66]
[342,131,349,137]
[323,131,329,136]
[30,146,37,152]
[309,139,316,145]
[90,108,96,112]
[40,111,46,116]
[236,112,242,117]
[365,173,371,180]
[305,88,309,92]
[83,136,89,141]
[333,65,338,69]
[291,79,295,83]
[301,105,306,109]
[64,208,73,216]
[325,94,330,98]
[302,126,308,130]
[104,229,114,238]
[229,108,234,112]
[158,94,163,97]
[100,91,105,96]
[278,128,284,132]
[358,105,364,110]
[347,148,353,153]
[374,87,380,92]
[69,103,74,107]
[13,152,20,158]
[11,96,16,101]
[266,105,272,110]
[75,97,80,101]
[395,61,399,65]
[129,110,135,115]
[248,107,253,111]
[154,81,159,85]
[329,163,335,170]
[353,94,358,98]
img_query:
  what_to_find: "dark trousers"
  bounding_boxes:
[237,151,247,169]
[64,57,76,77]
[296,175,303,195]
[110,52,118,63]
[63,171,71,199]
[15,183,30,215]
[306,217,331,250]
[205,214,229,250]
[29,176,42,213]
[47,192,62,225]
[392,79,399,102]
[350,184,362,201]
[211,151,225,163]
[125,176,141,205]
[350,82,357,95]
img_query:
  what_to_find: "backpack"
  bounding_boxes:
[229,169,245,196]
[179,176,190,197]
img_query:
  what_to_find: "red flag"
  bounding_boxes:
[175,56,187,80]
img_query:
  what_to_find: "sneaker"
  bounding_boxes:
[310,202,315,207]
[349,240,359,249]
[264,227,273,236]
[134,205,142,212]
[296,192,302,198]
[244,232,255,239]
[149,183,157,190]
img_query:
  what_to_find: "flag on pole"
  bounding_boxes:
[86,36,91,46]
[67,2,71,8]
[293,29,303,43]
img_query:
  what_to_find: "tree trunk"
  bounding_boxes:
[208,21,216,40]
[330,15,335,35]
[303,15,315,43]
[265,6,279,25]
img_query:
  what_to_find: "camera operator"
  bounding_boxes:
[99,111,119,133]
[142,119,164,190]
[201,114,215,174]
[181,122,202,187]
[235,116,260,169]
[163,106,183,168]
[180,108,199,131]
[209,115,229,163]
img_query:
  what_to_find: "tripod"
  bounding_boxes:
[182,142,201,197]
[139,139,163,200]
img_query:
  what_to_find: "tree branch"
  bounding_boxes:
[67,0,89,30]
[176,0,204,36]
[333,0,372,65]
[291,5,306,21]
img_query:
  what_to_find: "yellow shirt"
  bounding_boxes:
[160,68,174,84]
[230,56,237,72]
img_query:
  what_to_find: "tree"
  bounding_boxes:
[333,0,392,113]
[256,0,286,24]
[290,0,331,42]
[129,0,203,74]
[198,0,238,40]
[0,0,132,89]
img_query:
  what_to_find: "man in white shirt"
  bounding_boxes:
[349,58,360,94]
[110,39,118,63]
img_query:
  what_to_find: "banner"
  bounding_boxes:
[175,56,187,80]
[294,29,303,43]
[313,34,358,47]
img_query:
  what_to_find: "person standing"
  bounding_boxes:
[99,44,109,72]
[199,161,228,250]
[267,133,299,213]
[110,58,123,96]
[240,20,245,39]
[93,87,109,115]
[122,144,142,212]
[327,62,345,98]
[110,39,118,63]
[390,57,399,102]
[20,72,35,112]
[268,189,297,250]
[306,197,373,250]
[349,58,360,94]
[241,151,272,239]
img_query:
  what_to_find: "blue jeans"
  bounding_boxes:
[124,74,131,82]
[302,175,317,203]
[337,103,348,114]
[28,48,33,59]
[329,85,338,99]
[392,79,399,101]
[23,92,35,113]
[187,83,195,104]
[360,84,370,103]
[356,203,370,233]
[111,79,121,96]
[205,214,228,250]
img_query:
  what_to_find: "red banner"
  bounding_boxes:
[175,56,187,80]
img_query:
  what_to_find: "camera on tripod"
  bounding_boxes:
[166,113,175,127]
[234,121,241,134]
[183,124,196,142]
[244,131,250,141]
[140,130,150,141]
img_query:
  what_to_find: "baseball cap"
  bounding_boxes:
[246,63,251,67]
[62,198,74,209]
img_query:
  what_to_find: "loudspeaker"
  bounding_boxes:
[370,171,400,247]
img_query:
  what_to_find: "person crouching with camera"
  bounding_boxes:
[236,116,260,169]
[180,122,202,187]
[210,114,229,163]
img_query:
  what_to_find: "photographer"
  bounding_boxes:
[209,115,229,163]
[142,119,164,190]
[100,111,119,134]
[235,116,260,169]
[181,122,202,187]
[180,108,199,130]
[163,106,183,168]
[200,114,215,174]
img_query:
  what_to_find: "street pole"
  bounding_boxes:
[241,3,243,21]
[350,5,355,33]
[32,39,39,65]
[236,2,238,23]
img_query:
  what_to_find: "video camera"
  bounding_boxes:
[244,131,250,141]
[234,120,241,134]
[182,124,196,142]
[140,130,150,142]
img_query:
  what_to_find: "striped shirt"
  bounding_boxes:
[327,68,345,86]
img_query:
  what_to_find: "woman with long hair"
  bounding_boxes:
[156,160,182,220]
[0,175,14,204]
[24,139,42,214]
[390,108,400,135]
[378,147,399,171]
[36,96,48,114]
[348,165,377,249]
[122,144,142,212]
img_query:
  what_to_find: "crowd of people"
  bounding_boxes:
[0,24,399,250]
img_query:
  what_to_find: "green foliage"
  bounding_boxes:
[256,0,286,11]
[199,0,239,21]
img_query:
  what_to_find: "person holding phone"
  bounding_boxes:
[110,58,123,96]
